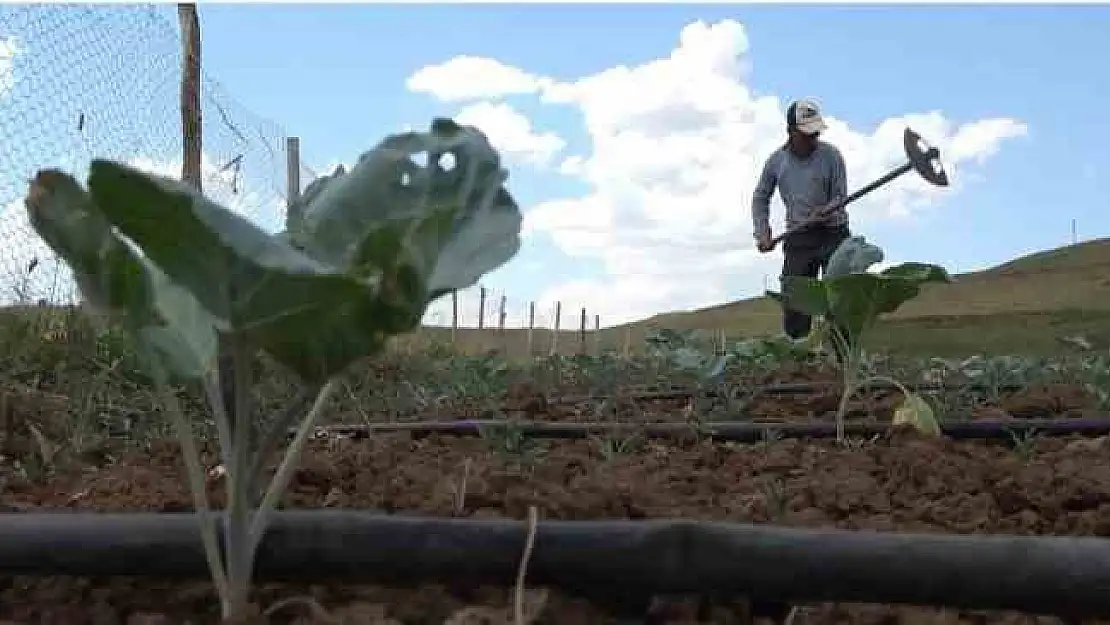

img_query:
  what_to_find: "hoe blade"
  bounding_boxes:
[904,127,949,187]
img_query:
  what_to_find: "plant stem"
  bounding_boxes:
[836,366,854,443]
[247,378,339,558]
[137,348,231,609]
[159,384,230,601]
[514,506,539,625]
[829,325,857,443]
[221,336,255,619]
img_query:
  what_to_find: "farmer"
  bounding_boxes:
[752,98,851,341]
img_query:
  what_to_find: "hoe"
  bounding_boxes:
[767,127,950,250]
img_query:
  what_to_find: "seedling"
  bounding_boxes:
[590,430,643,461]
[1007,426,1039,460]
[448,457,472,516]
[24,118,522,620]
[759,476,789,520]
[769,237,951,441]
[478,420,545,467]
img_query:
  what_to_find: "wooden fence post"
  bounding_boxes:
[526,301,535,357]
[593,314,600,355]
[450,290,458,346]
[497,294,507,354]
[578,307,587,355]
[478,287,486,330]
[550,301,561,356]
[285,137,301,232]
[178,3,201,192]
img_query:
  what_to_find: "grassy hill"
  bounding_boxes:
[604,237,1110,357]
[404,237,1110,359]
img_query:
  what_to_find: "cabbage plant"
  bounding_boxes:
[24,118,522,620]
[770,237,951,441]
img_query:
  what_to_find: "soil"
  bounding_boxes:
[5,429,1110,624]
[495,375,1101,425]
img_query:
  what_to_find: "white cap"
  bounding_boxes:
[787,99,828,136]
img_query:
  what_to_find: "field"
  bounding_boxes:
[2,268,1110,625]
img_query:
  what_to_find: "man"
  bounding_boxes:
[752,98,850,340]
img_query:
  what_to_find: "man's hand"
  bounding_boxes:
[812,199,845,223]
[756,231,773,253]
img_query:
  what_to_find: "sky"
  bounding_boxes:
[1,4,1107,330]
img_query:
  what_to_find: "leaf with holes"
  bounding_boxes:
[288,117,522,303]
[33,119,522,383]
[84,161,396,383]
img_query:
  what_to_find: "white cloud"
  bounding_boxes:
[1,36,20,96]
[0,154,287,305]
[455,101,566,166]
[406,56,552,102]
[407,19,1028,326]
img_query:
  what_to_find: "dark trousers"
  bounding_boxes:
[780,224,850,339]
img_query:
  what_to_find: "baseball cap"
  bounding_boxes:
[786,99,828,136]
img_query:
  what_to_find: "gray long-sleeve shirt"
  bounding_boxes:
[751,140,849,237]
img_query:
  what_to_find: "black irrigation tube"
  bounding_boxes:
[1,511,1108,618]
[308,417,1110,442]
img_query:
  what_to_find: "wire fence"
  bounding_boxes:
[0,5,613,358]
[403,284,614,358]
[0,4,290,306]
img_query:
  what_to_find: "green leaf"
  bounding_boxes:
[781,263,950,342]
[822,273,922,340]
[24,170,218,382]
[892,391,940,436]
[25,170,155,323]
[85,160,403,382]
[86,160,366,324]
[289,117,522,302]
[776,276,831,318]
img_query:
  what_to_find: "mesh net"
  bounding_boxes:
[0,5,291,305]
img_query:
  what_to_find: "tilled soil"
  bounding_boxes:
[495,378,1100,424]
[5,430,1110,624]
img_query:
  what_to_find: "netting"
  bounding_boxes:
[0,5,602,354]
[0,5,291,306]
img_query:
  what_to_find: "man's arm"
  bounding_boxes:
[828,145,848,207]
[813,145,849,223]
[751,153,778,237]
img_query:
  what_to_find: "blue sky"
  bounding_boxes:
[1,4,1107,328]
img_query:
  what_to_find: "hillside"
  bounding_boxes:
[605,237,1110,357]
